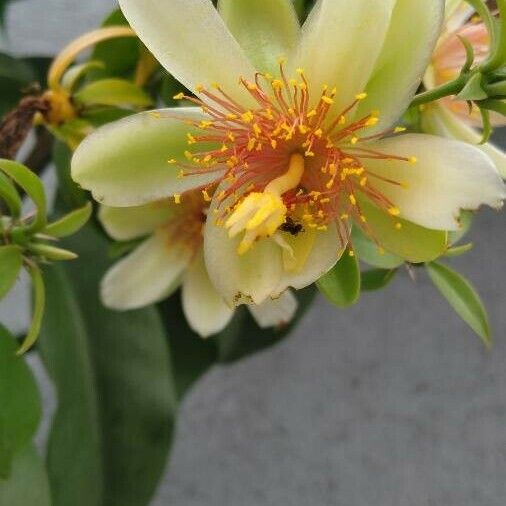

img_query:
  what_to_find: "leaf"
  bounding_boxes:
[0,159,46,233]
[38,223,177,506]
[0,172,22,218]
[44,202,92,238]
[0,325,41,478]
[74,79,153,108]
[426,261,491,347]
[0,444,51,506]
[0,245,22,301]
[90,9,140,79]
[317,251,361,308]
[61,61,105,92]
[16,262,45,355]
[361,268,397,292]
[351,226,404,269]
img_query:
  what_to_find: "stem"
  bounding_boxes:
[476,0,506,72]
[47,26,136,91]
[410,75,468,108]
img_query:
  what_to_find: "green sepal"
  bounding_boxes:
[74,79,153,108]
[317,250,361,308]
[26,243,78,261]
[0,173,22,219]
[361,268,398,292]
[457,72,488,101]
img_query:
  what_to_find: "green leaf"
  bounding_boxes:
[426,261,491,347]
[361,268,397,291]
[53,140,87,208]
[74,79,153,108]
[0,445,51,506]
[457,72,487,101]
[38,223,177,506]
[90,9,140,79]
[0,245,22,301]
[27,243,78,261]
[0,172,22,219]
[358,198,448,264]
[0,159,46,233]
[317,251,361,308]
[17,262,45,355]
[44,202,92,238]
[0,325,41,478]
[351,226,404,269]
[61,61,105,92]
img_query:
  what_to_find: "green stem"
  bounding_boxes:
[484,80,506,96]
[411,75,467,108]
[477,0,506,72]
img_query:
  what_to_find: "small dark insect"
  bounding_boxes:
[280,217,303,236]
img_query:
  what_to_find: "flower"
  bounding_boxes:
[98,190,297,337]
[72,0,505,306]
[422,0,506,177]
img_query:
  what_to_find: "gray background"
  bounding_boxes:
[1,1,506,505]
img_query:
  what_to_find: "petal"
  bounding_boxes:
[72,108,223,207]
[364,134,506,230]
[291,0,397,113]
[421,104,506,178]
[218,0,299,74]
[98,201,175,241]
[356,0,444,132]
[119,0,256,102]
[248,290,298,328]
[204,199,283,306]
[182,250,234,338]
[275,222,345,295]
[101,231,192,310]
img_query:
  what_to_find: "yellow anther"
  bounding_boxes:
[317,225,328,231]
[226,113,238,120]
[298,124,310,134]
[305,151,315,158]
[278,56,286,65]
[227,132,236,142]
[241,111,254,123]
[167,159,177,164]
[340,214,349,220]
[349,194,357,206]
[388,207,401,216]
[195,84,204,93]
[394,126,407,133]
[247,83,258,91]
[349,250,355,257]
[360,177,368,187]
[395,223,403,230]
[184,150,193,160]
[187,133,197,145]
[314,128,323,138]
[355,92,368,100]
[272,79,284,90]
[289,79,298,87]
[338,115,346,126]
[174,194,182,204]
[202,190,212,202]
[253,123,262,137]
[321,96,334,105]
[177,170,184,179]
[408,156,418,164]
[296,68,305,75]
[351,137,359,145]
[360,215,367,223]
[307,109,318,118]
[173,92,185,100]
[320,198,330,204]
[365,117,379,127]
[247,138,257,151]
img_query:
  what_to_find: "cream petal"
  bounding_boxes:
[119,0,256,103]
[101,231,192,310]
[356,0,444,132]
[98,202,175,241]
[364,134,506,231]
[182,250,234,338]
[291,0,396,113]
[275,222,345,295]
[72,108,223,207]
[218,0,299,74]
[204,197,283,306]
[421,104,506,179]
[248,290,298,328]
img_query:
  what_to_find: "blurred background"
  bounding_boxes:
[1,1,506,505]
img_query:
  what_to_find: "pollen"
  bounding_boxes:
[174,194,182,204]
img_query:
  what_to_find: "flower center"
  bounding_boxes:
[172,61,415,254]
